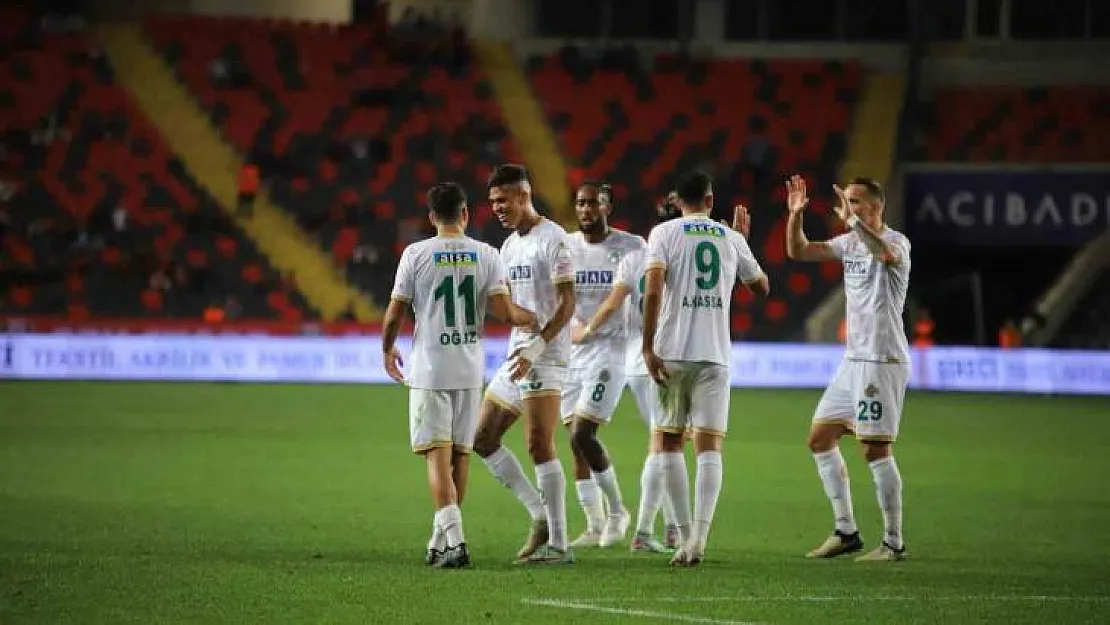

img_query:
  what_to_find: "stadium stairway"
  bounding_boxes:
[473,39,572,226]
[807,70,906,342]
[91,23,379,321]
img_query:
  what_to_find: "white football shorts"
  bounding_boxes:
[625,374,663,428]
[484,359,567,415]
[812,359,910,442]
[408,387,481,454]
[654,360,731,437]
[560,346,627,425]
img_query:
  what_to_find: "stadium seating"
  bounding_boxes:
[0,8,315,321]
[1054,267,1110,349]
[144,15,522,305]
[527,48,863,340]
[919,86,1110,162]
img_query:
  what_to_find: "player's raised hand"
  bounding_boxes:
[644,350,670,387]
[721,204,751,238]
[785,175,808,214]
[832,184,851,222]
[383,347,405,383]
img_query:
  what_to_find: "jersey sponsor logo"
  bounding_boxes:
[844,258,870,277]
[682,223,727,238]
[433,251,478,266]
[508,265,532,280]
[574,270,614,285]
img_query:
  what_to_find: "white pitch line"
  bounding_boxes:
[521,598,764,624]
[591,596,1110,604]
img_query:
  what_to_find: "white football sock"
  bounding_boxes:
[435,504,465,548]
[691,451,723,549]
[813,448,859,535]
[661,485,677,528]
[427,515,446,551]
[593,465,625,516]
[536,460,569,550]
[482,446,546,521]
[869,456,904,550]
[575,478,605,532]
[659,452,692,540]
[635,453,664,534]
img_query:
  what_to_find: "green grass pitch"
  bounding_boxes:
[2,381,1109,624]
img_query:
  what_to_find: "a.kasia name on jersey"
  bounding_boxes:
[575,269,614,289]
[508,265,533,280]
[682,222,727,238]
[433,251,478,266]
[843,258,870,278]
[682,294,724,309]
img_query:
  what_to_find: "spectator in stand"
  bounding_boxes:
[913,309,935,347]
[237,163,259,218]
[203,301,225,324]
[999,319,1021,349]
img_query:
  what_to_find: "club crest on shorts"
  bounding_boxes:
[864,383,878,398]
[599,369,611,383]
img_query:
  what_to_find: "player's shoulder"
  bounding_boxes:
[612,228,647,250]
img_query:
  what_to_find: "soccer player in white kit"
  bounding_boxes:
[561,182,645,549]
[381,182,538,568]
[574,242,682,554]
[784,174,911,562]
[471,165,578,565]
[641,171,770,566]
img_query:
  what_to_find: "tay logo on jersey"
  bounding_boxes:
[575,270,614,285]
[508,265,533,281]
[434,251,478,266]
[682,223,727,238]
[843,258,870,277]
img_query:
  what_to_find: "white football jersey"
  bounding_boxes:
[646,214,764,366]
[616,249,648,375]
[390,234,507,389]
[568,229,646,363]
[501,218,575,366]
[828,228,911,364]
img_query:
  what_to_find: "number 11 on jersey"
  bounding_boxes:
[434,274,478,345]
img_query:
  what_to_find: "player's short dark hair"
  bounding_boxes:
[850,177,885,204]
[487,164,529,189]
[427,182,467,223]
[675,170,712,206]
[578,180,613,206]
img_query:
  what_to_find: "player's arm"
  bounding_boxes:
[579,282,633,340]
[542,280,575,342]
[844,214,901,266]
[784,174,839,262]
[381,297,407,356]
[382,251,413,382]
[487,292,536,328]
[641,266,664,352]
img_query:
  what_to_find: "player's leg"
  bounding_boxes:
[409,388,455,565]
[627,375,677,553]
[571,364,630,547]
[676,363,732,567]
[855,364,909,562]
[650,362,697,565]
[805,360,864,559]
[562,371,605,546]
[474,366,548,559]
[517,366,575,565]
